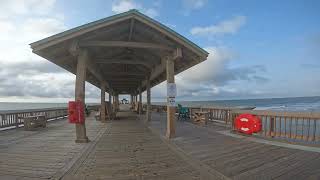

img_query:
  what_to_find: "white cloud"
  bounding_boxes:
[111,0,159,17]
[176,47,234,85]
[181,0,207,15]
[0,0,83,102]
[0,21,15,38]
[0,1,66,64]
[151,46,268,100]
[145,8,159,18]
[191,15,246,36]
[0,0,56,19]
[112,0,140,13]
[182,0,207,10]
[22,18,66,41]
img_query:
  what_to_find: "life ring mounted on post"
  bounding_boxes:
[234,114,262,135]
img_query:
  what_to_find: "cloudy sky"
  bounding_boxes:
[0,0,319,102]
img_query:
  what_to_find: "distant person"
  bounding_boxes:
[85,105,89,116]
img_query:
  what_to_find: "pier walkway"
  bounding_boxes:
[0,105,319,179]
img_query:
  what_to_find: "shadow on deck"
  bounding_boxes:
[0,104,319,180]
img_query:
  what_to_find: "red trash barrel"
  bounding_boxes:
[68,101,85,124]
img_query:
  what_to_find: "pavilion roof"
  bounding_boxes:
[30,9,209,94]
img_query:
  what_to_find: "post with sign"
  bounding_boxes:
[166,58,176,138]
[139,86,142,115]
[74,50,89,143]
[100,82,106,122]
[146,77,151,122]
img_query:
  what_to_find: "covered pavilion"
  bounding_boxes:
[30,9,208,143]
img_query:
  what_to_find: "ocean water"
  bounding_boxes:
[0,96,319,112]
[153,96,320,112]
[0,102,98,112]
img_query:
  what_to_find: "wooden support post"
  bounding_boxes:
[109,92,112,112]
[112,95,117,114]
[146,77,151,122]
[75,50,89,143]
[131,95,134,110]
[113,94,119,112]
[100,83,106,122]
[166,58,175,139]
[134,94,138,112]
[108,92,112,120]
[139,87,142,115]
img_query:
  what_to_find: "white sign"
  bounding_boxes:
[167,83,177,97]
[167,97,176,107]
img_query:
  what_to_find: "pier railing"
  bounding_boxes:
[150,104,320,143]
[0,105,100,129]
[149,104,242,124]
[231,110,320,142]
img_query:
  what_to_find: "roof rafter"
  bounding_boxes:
[79,41,174,51]
[128,18,135,41]
[95,58,153,69]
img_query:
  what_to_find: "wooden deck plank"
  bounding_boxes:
[0,115,108,179]
[149,111,320,180]
[1,106,319,179]
[273,154,320,180]
[63,110,203,180]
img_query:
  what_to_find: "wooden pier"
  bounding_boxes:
[0,104,319,179]
[11,9,318,179]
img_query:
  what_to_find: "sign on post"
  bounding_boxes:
[167,83,176,106]
[167,83,176,97]
[168,97,176,107]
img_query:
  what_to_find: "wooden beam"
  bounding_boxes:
[128,18,135,41]
[69,42,110,90]
[79,41,174,51]
[103,72,146,76]
[100,82,106,122]
[111,84,139,87]
[75,50,89,143]
[103,77,145,81]
[166,58,175,139]
[95,59,153,69]
[134,15,208,59]
[141,48,182,89]
[146,76,151,122]
[139,86,142,115]
[30,15,133,51]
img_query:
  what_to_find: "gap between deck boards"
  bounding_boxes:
[146,123,231,180]
[216,130,320,153]
[52,121,110,179]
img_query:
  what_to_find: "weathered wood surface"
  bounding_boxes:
[23,115,46,131]
[63,109,203,180]
[1,105,320,179]
[150,104,320,143]
[0,115,107,179]
[149,112,320,180]
[0,105,99,130]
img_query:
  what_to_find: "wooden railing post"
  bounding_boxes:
[14,114,19,128]
[1,114,4,127]
[269,117,275,137]
[230,111,234,130]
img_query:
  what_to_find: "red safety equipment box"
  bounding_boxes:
[235,114,262,135]
[68,101,85,124]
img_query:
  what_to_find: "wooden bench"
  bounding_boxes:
[24,115,46,131]
[192,111,209,125]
